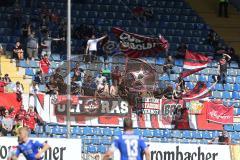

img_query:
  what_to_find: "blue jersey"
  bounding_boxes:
[16,139,44,160]
[111,132,147,160]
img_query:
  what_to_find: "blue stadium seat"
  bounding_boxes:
[224,83,233,91]
[170,74,178,81]
[237,108,240,115]
[134,128,142,136]
[61,126,67,135]
[18,60,29,68]
[172,130,182,138]
[212,91,222,98]
[181,139,189,144]
[29,60,38,68]
[162,129,171,138]
[153,129,163,138]
[93,127,103,136]
[226,76,235,83]
[87,145,97,153]
[142,129,153,137]
[45,125,51,135]
[236,76,240,84]
[233,84,240,91]
[202,131,212,139]
[159,74,170,81]
[232,92,239,99]
[234,124,240,131]
[230,132,240,140]
[230,62,238,68]
[199,139,209,144]
[182,130,192,139]
[38,85,46,92]
[83,127,93,135]
[174,59,183,66]
[103,127,113,136]
[113,128,122,136]
[91,135,101,145]
[224,125,234,132]
[50,54,61,61]
[102,136,112,145]
[25,68,35,76]
[214,84,224,91]
[98,144,107,153]
[211,131,220,138]
[192,131,202,139]
[35,125,43,134]
[51,126,61,135]
[160,137,169,143]
[186,82,194,89]
[227,69,238,76]
[222,91,231,99]
[199,75,207,82]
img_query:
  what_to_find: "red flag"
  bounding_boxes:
[180,50,210,78]
[206,101,234,124]
[182,82,212,100]
[112,27,169,58]
[189,104,223,130]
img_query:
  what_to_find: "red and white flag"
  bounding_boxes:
[180,50,210,78]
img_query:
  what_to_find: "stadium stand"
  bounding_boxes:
[0,0,240,159]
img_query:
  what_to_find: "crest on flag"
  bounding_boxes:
[124,58,157,93]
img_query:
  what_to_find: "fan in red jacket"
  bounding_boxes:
[0,80,7,93]
[15,105,27,123]
[39,54,51,74]
[25,106,38,131]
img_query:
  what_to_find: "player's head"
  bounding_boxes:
[123,118,133,131]
[18,127,29,143]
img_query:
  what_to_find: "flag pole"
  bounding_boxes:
[66,0,71,138]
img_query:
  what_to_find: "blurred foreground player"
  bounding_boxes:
[11,127,50,160]
[103,118,150,160]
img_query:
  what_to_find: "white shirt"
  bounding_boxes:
[30,85,39,94]
[13,85,23,93]
[87,36,106,51]
[95,76,106,86]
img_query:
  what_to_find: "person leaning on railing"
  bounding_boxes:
[209,131,231,145]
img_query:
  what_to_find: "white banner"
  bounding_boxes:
[148,142,231,160]
[0,137,82,160]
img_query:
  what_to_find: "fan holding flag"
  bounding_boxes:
[216,53,231,84]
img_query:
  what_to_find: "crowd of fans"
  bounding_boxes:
[0,105,42,136]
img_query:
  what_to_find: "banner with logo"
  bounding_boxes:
[0,137,81,160]
[0,93,236,129]
[205,101,234,124]
[113,143,235,160]
[54,96,130,116]
[147,143,232,160]
[161,99,190,129]
[112,27,169,58]
[132,98,190,129]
